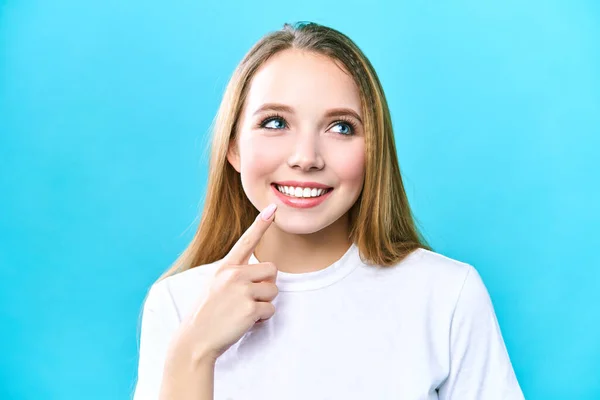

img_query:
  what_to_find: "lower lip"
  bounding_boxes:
[271,184,333,209]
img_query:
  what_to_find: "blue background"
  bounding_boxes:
[1,1,598,399]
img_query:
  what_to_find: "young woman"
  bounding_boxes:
[133,22,524,400]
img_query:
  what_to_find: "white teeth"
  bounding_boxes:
[275,185,329,198]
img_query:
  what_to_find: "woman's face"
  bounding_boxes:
[229,48,366,235]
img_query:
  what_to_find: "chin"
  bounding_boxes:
[273,218,331,235]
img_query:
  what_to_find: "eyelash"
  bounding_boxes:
[258,113,358,136]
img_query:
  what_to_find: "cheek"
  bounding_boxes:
[239,136,282,180]
[327,141,366,186]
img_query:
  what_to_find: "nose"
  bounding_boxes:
[287,132,325,171]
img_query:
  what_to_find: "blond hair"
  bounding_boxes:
[157,22,432,282]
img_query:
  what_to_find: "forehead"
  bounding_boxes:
[244,49,362,115]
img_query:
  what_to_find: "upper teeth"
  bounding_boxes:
[275,185,328,198]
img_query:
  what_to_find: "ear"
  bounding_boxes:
[226,139,241,173]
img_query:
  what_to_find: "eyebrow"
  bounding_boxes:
[253,103,363,124]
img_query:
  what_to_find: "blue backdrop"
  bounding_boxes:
[1,1,598,399]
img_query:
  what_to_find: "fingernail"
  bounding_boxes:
[260,203,277,221]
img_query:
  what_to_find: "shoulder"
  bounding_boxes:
[398,248,494,316]
[161,259,223,292]
[144,259,224,322]
[366,247,475,291]
[400,247,473,277]
[414,248,484,300]
[356,248,481,313]
[414,248,485,302]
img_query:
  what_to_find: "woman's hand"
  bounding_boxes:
[167,203,279,365]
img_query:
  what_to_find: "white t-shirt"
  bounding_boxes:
[133,244,524,400]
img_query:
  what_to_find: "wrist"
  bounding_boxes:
[165,338,217,372]
[191,344,219,367]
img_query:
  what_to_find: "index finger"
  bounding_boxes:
[223,203,277,265]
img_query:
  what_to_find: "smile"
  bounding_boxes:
[274,184,332,198]
[270,182,334,209]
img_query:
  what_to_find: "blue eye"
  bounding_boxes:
[261,116,287,130]
[330,121,355,136]
[259,114,357,136]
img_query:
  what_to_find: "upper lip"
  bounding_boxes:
[273,181,332,189]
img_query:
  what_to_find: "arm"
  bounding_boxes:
[438,265,525,400]
[133,282,216,400]
[159,350,215,400]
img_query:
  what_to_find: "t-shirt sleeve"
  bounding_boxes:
[437,265,525,400]
[132,282,181,400]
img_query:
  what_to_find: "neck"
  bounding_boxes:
[254,213,352,274]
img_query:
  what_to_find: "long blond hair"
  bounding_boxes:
[157,22,432,282]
